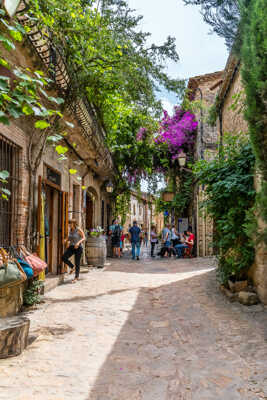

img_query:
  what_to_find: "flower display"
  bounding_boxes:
[87,226,104,237]
[155,106,198,159]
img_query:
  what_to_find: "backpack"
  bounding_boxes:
[112,225,121,240]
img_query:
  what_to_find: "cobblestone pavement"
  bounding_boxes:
[1,249,267,400]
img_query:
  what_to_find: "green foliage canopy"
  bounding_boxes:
[28,0,185,188]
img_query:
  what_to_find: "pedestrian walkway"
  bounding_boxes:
[0,254,267,400]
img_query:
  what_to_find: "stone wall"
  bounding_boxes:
[220,67,267,304]
[221,71,248,134]
[0,35,114,280]
[188,71,223,256]
[123,193,162,237]
[196,189,214,257]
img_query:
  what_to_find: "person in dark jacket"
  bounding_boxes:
[129,221,141,260]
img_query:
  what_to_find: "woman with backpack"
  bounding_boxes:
[109,219,122,258]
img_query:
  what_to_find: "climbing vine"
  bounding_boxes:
[240,0,267,243]
[194,133,256,284]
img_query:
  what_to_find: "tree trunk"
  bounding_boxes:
[0,316,30,359]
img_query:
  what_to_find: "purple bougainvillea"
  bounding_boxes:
[155,106,198,159]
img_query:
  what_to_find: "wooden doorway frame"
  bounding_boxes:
[37,176,69,274]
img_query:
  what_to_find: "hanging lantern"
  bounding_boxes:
[178,151,187,167]
[106,180,114,193]
[4,0,20,17]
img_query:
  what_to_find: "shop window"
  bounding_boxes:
[46,165,61,186]
[0,134,20,247]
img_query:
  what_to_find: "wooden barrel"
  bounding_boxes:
[85,236,107,267]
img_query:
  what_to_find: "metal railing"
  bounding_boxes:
[0,134,21,247]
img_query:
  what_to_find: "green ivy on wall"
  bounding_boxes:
[241,0,267,242]
[156,170,194,218]
[193,133,256,284]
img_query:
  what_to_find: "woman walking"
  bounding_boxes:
[62,219,85,283]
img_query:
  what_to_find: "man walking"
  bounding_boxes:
[129,221,141,260]
[162,223,171,247]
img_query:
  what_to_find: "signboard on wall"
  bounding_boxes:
[178,218,188,234]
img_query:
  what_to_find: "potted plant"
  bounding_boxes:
[86,226,104,238]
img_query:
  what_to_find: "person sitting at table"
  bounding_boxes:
[175,230,191,258]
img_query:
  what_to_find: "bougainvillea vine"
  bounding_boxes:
[155,106,198,160]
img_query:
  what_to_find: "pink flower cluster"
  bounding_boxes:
[155,106,198,159]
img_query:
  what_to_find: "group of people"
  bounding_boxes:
[158,223,195,258]
[61,219,195,283]
[109,219,148,260]
[108,220,195,261]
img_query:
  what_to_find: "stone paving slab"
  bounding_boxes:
[0,251,266,399]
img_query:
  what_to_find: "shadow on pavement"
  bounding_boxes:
[87,269,267,400]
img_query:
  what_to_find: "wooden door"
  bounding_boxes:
[86,193,93,230]
[37,176,42,255]
[47,186,54,273]
[60,192,69,271]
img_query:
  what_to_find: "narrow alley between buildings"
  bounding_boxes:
[1,251,267,400]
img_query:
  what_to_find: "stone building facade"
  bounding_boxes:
[124,192,164,236]
[187,71,224,257]
[0,8,114,286]
[216,54,267,304]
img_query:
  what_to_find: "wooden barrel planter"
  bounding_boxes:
[86,236,107,268]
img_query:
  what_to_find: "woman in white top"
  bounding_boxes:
[150,225,158,257]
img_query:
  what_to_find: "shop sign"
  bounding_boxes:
[162,191,174,202]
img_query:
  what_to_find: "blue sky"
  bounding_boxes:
[128,0,229,112]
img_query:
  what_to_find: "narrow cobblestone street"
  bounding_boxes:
[1,251,267,400]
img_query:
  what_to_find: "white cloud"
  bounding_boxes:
[161,98,175,115]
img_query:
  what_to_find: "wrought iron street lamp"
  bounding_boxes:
[4,0,20,17]
[178,151,187,168]
[106,180,114,193]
